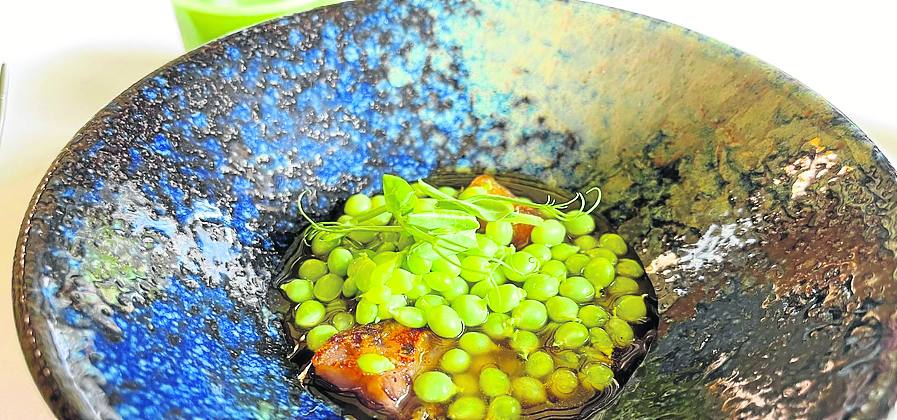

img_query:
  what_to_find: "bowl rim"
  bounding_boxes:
[11,0,893,418]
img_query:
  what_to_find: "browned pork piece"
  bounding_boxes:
[311,321,443,415]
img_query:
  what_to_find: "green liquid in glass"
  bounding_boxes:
[172,0,342,50]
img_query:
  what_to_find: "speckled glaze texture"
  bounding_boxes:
[13,0,897,418]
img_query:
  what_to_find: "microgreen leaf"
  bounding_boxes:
[407,210,480,231]
[383,174,418,215]
[435,229,478,253]
[498,212,544,226]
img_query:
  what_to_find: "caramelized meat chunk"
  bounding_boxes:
[312,321,439,414]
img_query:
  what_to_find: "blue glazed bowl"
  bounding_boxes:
[13,0,897,418]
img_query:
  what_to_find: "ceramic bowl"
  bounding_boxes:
[13,0,897,418]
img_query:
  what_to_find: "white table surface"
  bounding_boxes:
[1,1,895,418]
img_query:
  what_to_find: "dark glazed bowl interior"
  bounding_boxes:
[13,0,897,418]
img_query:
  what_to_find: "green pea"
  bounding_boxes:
[511,376,547,406]
[355,299,378,325]
[394,306,427,328]
[414,371,457,403]
[341,277,358,298]
[573,235,600,251]
[469,234,500,258]
[550,243,580,261]
[589,328,615,355]
[452,295,489,326]
[448,396,486,420]
[405,280,431,300]
[563,210,596,236]
[313,274,344,302]
[616,258,645,278]
[405,252,433,275]
[311,234,340,256]
[482,313,514,339]
[468,280,492,299]
[298,259,328,281]
[347,255,375,277]
[479,367,511,397]
[486,284,525,313]
[545,296,578,322]
[343,193,372,216]
[531,219,566,246]
[606,276,641,297]
[443,277,471,302]
[486,221,514,246]
[432,254,462,277]
[350,265,376,294]
[584,247,618,264]
[523,274,560,302]
[383,294,407,316]
[441,348,472,374]
[511,300,548,331]
[522,243,552,263]
[280,279,314,303]
[487,267,507,285]
[553,322,590,349]
[583,257,615,289]
[358,260,391,293]
[326,247,353,277]
[487,395,521,420]
[546,369,579,398]
[579,305,610,328]
[501,252,540,282]
[414,294,447,311]
[427,305,463,338]
[583,364,614,390]
[509,330,540,357]
[331,312,355,331]
[525,351,555,378]
[460,255,491,282]
[459,332,496,355]
[294,300,326,328]
[559,276,595,303]
[386,268,415,294]
[605,317,635,347]
[614,295,648,322]
[564,254,590,275]
[347,229,377,244]
[356,353,395,374]
[363,284,392,305]
[598,233,628,256]
[306,325,338,351]
[539,260,568,279]
[423,271,455,292]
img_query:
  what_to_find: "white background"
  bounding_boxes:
[0,1,895,418]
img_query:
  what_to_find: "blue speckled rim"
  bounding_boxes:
[14,0,897,418]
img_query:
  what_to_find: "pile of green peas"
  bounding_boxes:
[280,181,649,419]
